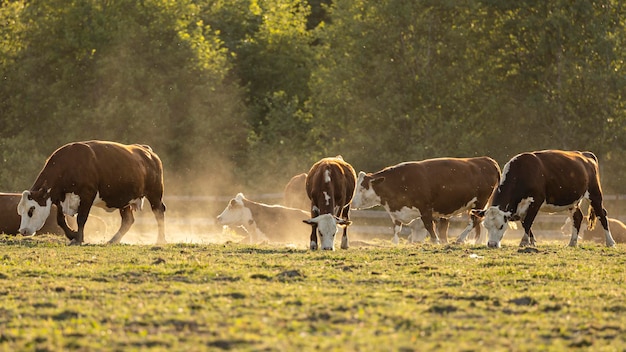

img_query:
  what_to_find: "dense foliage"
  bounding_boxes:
[1,0,624,194]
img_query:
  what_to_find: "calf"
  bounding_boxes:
[304,156,356,250]
[18,140,166,245]
[217,193,310,244]
[351,157,501,244]
[474,150,615,248]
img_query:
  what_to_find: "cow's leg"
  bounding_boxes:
[151,201,166,245]
[455,213,478,244]
[67,199,94,246]
[392,219,403,244]
[421,214,440,244]
[56,207,78,242]
[436,218,449,244]
[519,206,540,247]
[309,224,318,250]
[408,219,427,243]
[107,207,135,244]
[340,205,350,250]
[567,207,584,247]
[591,203,615,247]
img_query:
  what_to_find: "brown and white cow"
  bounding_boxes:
[282,173,309,211]
[474,150,615,248]
[304,156,356,250]
[18,140,166,245]
[0,192,66,235]
[217,193,310,244]
[351,157,501,244]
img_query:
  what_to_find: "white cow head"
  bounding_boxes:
[351,171,382,210]
[17,189,53,236]
[303,213,350,250]
[216,193,252,227]
[479,206,511,248]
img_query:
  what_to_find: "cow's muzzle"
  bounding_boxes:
[487,241,501,248]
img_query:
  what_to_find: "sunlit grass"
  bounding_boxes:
[0,234,624,351]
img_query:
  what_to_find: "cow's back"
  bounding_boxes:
[51,141,164,209]
[498,150,598,208]
[306,157,356,214]
[372,157,500,215]
[283,173,309,210]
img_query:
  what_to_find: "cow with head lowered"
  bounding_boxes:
[304,156,356,250]
[351,157,501,244]
[474,150,615,248]
[18,140,166,245]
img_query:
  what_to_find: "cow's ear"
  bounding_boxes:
[471,209,485,218]
[303,219,316,225]
[335,216,352,226]
[371,177,385,185]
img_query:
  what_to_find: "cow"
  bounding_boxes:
[303,156,356,250]
[282,173,309,210]
[351,157,501,245]
[217,193,310,244]
[18,140,166,245]
[561,216,626,244]
[0,192,67,235]
[473,150,615,248]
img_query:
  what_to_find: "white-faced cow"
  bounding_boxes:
[0,192,66,235]
[304,156,356,250]
[561,216,626,244]
[475,150,615,248]
[282,173,309,211]
[217,193,310,244]
[351,157,501,245]
[18,140,166,245]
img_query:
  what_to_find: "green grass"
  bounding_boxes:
[0,234,625,351]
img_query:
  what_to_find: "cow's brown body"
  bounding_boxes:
[19,140,166,245]
[352,157,501,244]
[479,150,615,248]
[282,173,309,211]
[305,157,356,250]
[0,193,65,235]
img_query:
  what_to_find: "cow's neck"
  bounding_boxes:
[241,198,272,234]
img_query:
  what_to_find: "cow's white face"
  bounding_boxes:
[17,190,52,236]
[304,213,339,250]
[351,172,381,209]
[216,193,252,227]
[483,206,510,248]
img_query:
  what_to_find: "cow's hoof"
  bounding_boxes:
[68,239,82,246]
[310,241,318,250]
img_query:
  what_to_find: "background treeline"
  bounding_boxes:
[1,0,624,195]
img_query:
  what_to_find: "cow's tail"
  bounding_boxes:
[587,206,597,231]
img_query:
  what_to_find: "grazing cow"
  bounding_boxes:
[561,216,626,244]
[18,140,166,245]
[351,157,501,244]
[217,193,310,244]
[282,173,309,210]
[474,150,615,248]
[0,192,66,235]
[304,156,356,250]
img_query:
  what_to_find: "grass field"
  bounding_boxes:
[0,234,625,351]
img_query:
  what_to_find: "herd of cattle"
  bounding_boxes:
[4,140,626,249]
